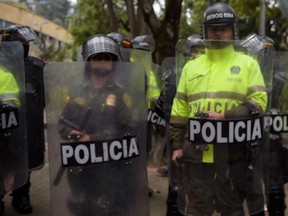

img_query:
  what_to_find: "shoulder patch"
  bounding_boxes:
[106,94,116,106]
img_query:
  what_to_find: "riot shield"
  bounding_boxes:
[44,60,149,216]
[160,57,177,186]
[25,57,45,170]
[266,51,288,215]
[0,41,27,195]
[175,39,205,85]
[174,39,272,215]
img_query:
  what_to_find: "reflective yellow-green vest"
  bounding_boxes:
[130,56,160,109]
[0,66,20,107]
[170,45,267,163]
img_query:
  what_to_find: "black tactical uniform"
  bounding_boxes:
[58,35,134,216]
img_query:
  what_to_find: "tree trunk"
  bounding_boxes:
[106,0,118,32]
[139,0,183,64]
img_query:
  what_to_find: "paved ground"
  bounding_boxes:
[1,145,287,216]
[1,147,169,216]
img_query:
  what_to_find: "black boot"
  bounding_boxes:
[0,198,4,215]
[12,177,32,214]
[250,211,265,216]
[166,186,184,216]
[12,194,32,214]
[268,191,285,216]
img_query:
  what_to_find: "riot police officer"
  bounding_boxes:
[58,34,134,215]
[170,3,268,215]
[183,34,205,58]
[1,25,45,214]
[160,34,204,216]
[0,58,21,215]
[241,33,286,216]
[131,35,161,197]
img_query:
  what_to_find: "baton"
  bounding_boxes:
[53,107,91,186]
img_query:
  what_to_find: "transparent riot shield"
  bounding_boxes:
[44,60,149,216]
[160,57,177,186]
[174,39,272,215]
[0,41,27,195]
[175,39,205,85]
[25,57,45,170]
[267,51,288,215]
[128,47,164,167]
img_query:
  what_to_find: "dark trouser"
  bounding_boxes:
[264,138,286,216]
[179,161,249,216]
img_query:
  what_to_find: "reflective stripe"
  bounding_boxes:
[0,93,19,101]
[247,85,266,96]
[175,92,187,101]
[170,115,188,124]
[0,94,20,107]
[188,91,246,103]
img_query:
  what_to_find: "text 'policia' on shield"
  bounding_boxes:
[60,135,140,167]
[0,107,18,130]
[189,114,288,144]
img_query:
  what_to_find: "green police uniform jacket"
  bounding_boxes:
[170,45,267,163]
[0,66,20,107]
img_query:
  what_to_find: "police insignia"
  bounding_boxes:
[106,94,116,106]
[123,93,132,108]
[74,97,86,106]
[231,66,240,74]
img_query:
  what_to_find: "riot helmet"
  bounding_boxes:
[132,35,155,52]
[184,34,205,57]
[81,34,121,62]
[2,25,39,58]
[82,34,121,78]
[2,25,38,44]
[240,33,274,57]
[107,32,132,49]
[202,3,238,41]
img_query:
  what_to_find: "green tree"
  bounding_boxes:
[68,0,287,62]
[34,0,70,26]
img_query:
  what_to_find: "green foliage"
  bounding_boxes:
[67,0,109,59]
[179,0,208,39]
[66,0,288,60]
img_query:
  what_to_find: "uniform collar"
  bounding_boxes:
[205,44,235,61]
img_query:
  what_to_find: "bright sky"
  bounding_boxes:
[69,0,77,5]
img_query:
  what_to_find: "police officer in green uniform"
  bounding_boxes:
[170,3,268,216]
[1,24,45,215]
[58,34,133,215]
[131,35,161,197]
[0,64,21,215]
[161,34,204,216]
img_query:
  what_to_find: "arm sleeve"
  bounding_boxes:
[0,70,20,107]
[224,58,268,118]
[169,65,190,149]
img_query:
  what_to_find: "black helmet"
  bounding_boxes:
[240,33,274,56]
[132,35,155,52]
[81,34,121,62]
[107,32,132,48]
[184,34,204,56]
[202,3,238,40]
[2,25,38,44]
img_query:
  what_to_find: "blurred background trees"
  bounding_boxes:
[5,0,288,62]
